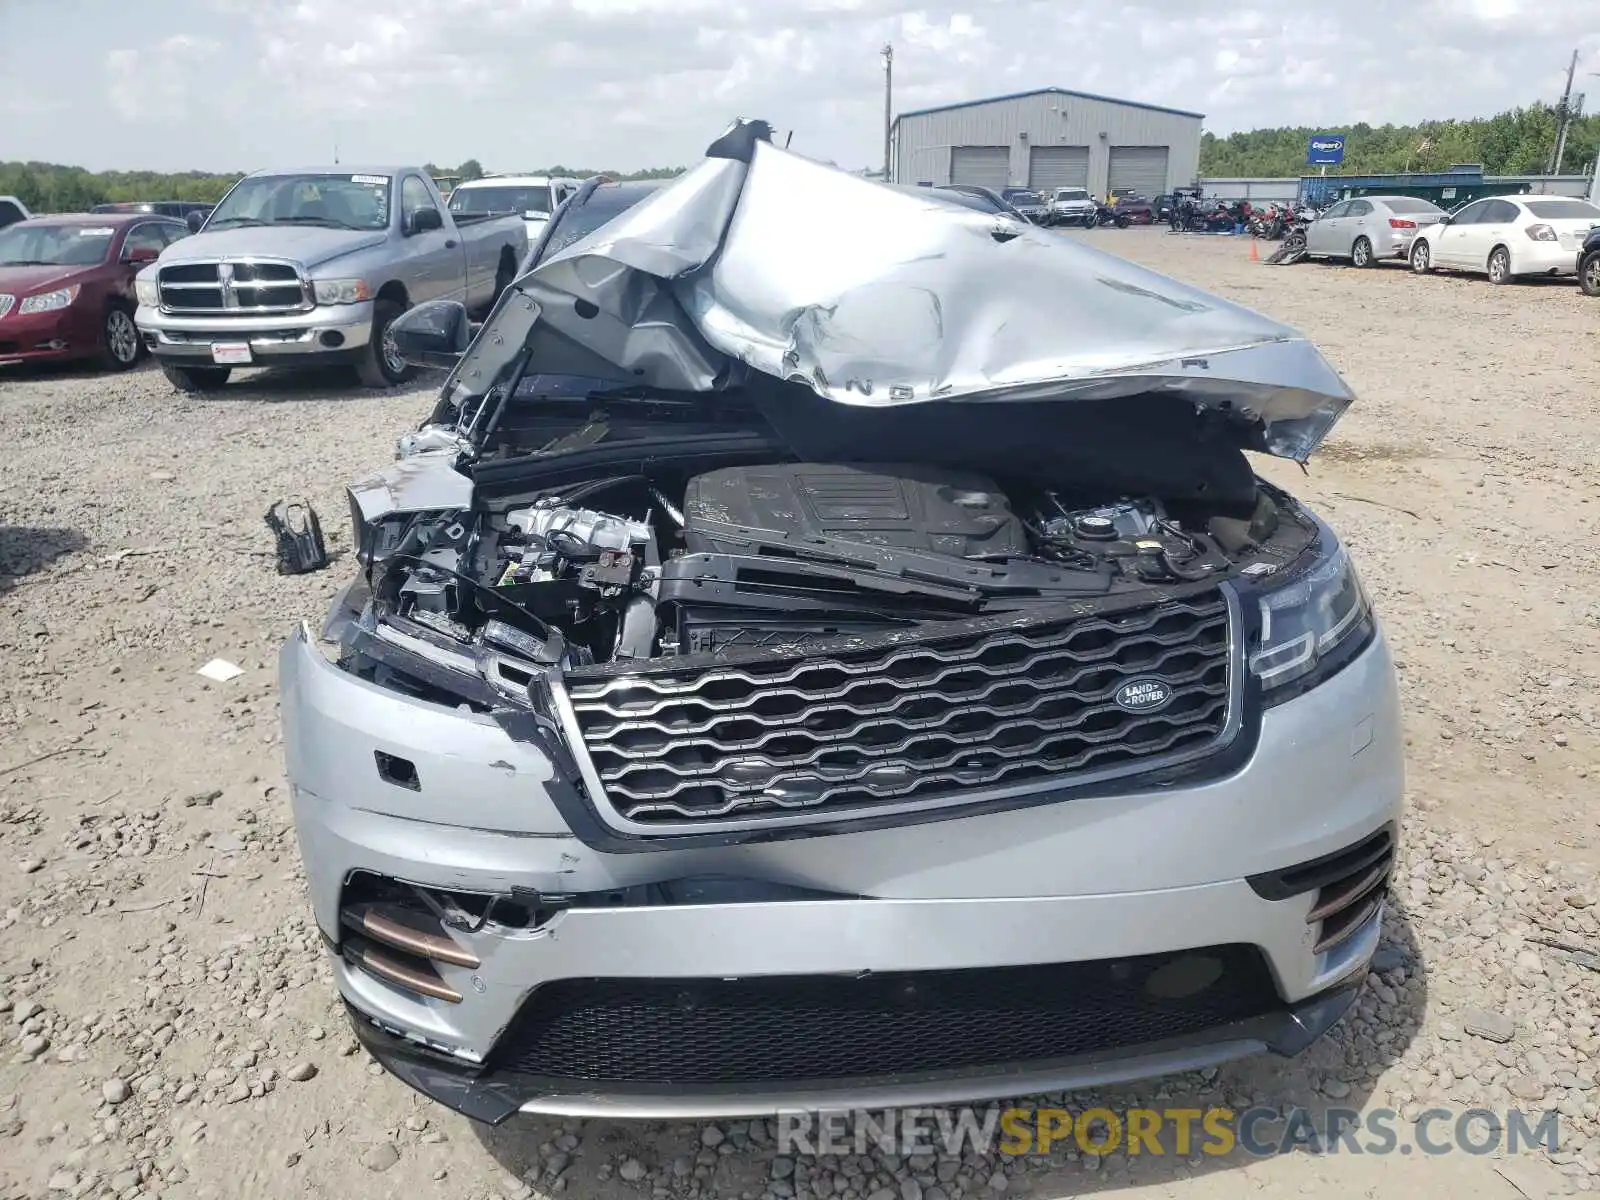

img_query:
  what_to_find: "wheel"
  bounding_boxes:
[1115,213,1131,228]
[160,362,231,392]
[354,299,413,388]
[1351,236,1374,268]
[1486,246,1512,285]
[1410,240,1432,274]
[1581,251,1600,296]
[101,305,141,371]
[1086,212,1099,229]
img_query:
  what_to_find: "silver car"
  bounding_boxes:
[1304,195,1446,267]
[282,122,1402,1124]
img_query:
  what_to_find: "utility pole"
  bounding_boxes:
[1589,73,1600,203]
[882,43,894,182]
[1555,93,1584,175]
[1549,49,1579,174]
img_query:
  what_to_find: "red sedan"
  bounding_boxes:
[0,213,189,370]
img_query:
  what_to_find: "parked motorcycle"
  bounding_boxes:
[1094,200,1132,229]
[1249,203,1297,240]
[1171,195,1240,232]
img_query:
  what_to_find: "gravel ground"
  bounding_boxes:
[2,230,1599,1200]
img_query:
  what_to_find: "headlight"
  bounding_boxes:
[19,285,80,314]
[1248,539,1374,702]
[313,278,372,305]
[135,278,160,308]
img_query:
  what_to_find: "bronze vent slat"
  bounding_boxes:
[343,938,463,1003]
[341,902,480,969]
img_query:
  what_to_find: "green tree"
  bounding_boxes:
[1199,103,1600,177]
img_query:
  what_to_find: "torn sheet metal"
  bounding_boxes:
[455,126,1354,462]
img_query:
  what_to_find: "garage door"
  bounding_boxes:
[1107,146,1170,197]
[1028,146,1090,191]
[949,146,1011,189]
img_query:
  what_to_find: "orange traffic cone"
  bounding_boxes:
[1249,240,1260,261]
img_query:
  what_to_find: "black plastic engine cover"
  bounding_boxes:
[681,463,1026,558]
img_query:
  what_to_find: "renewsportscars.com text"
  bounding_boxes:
[775,1106,1560,1159]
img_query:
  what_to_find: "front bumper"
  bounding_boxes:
[135,300,373,363]
[0,306,95,365]
[281,624,1404,1121]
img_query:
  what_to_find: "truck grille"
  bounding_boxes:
[489,945,1280,1085]
[563,592,1234,829]
[157,260,308,314]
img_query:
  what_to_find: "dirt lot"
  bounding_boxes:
[2,230,1599,1200]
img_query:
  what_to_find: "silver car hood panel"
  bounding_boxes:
[161,226,388,270]
[470,138,1352,461]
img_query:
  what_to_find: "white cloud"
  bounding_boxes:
[104,34,220,123]
[4,0,1591,171]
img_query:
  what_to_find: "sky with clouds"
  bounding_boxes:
[2,0,1598,173]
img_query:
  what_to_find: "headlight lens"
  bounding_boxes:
[1248,542,1374,699]
[313,278,372,305]
[19,285,80,314]
[135,277,160,307]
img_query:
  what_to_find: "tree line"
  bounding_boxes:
[0,159,687,213]
[1199,103,1600,178]
[7,102,1594,212]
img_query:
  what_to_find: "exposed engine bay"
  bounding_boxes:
[346,461,1308,701]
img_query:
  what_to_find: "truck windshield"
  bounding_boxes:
[451,185,554,216]
[0,223,115,266]
[207,173,391,231]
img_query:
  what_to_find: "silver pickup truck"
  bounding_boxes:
[134,166,526,391]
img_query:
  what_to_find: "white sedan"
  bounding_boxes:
[1408,195,1600,284]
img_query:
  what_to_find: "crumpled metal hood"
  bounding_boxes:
[478,127,1353,461]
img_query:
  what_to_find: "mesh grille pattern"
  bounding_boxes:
[491,946,1279,1084]
[566,593,1232,826]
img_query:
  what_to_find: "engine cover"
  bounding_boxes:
[681,463,1026,559]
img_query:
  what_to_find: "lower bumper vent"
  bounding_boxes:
[489,946,1280,1085]
[1248,825,1395,955]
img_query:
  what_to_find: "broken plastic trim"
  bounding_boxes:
[265,498,330,575]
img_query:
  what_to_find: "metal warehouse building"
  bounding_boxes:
[891,87,1204,198]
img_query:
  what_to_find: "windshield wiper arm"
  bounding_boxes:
[276,216,363,229]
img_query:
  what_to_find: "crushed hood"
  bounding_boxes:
[461,122,1353,462]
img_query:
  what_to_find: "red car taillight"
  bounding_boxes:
[1388,218,1416,229]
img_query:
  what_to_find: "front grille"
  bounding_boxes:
[564,593,1233,827]
[157,259,308,314]
[490,946,1280,1085]
[0,294,14,319]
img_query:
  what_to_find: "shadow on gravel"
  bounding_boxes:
[0,526,89,597]
[194,365,445,401]
[0,359,159,383]
[469,911,1428,1199]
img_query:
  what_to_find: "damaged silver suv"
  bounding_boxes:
[281,121,1403,1123]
